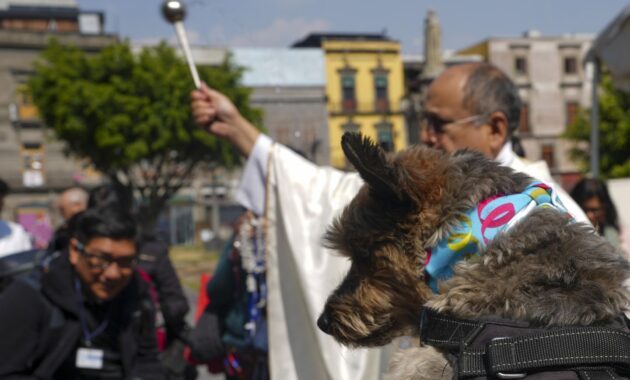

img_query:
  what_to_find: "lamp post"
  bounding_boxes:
[161,0,201,88]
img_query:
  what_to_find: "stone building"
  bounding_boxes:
[0,0,115,246]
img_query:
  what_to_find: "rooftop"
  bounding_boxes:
[292,32,393,48]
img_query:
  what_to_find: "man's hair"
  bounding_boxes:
[0,179,9,197]
[462,63,522,137]
[69,208,137,244]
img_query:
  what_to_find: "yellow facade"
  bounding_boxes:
[322,39,407,168]
[456,40,490,60]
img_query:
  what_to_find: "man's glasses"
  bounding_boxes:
[422,113,486,134]
[75,241,137,272]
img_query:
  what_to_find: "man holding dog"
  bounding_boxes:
[190,62,587,380]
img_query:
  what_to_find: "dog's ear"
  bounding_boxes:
[341,132,404,201]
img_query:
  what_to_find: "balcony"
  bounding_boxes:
[328,99,397,115]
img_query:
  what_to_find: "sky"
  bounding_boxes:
[76,0,629,55]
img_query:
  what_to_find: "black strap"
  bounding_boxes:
[419,307,630,379]
[483,328,630,378]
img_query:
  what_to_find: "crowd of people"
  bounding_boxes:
[0,62,627,379]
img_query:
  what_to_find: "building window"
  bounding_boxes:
[566,102,579,127]
[563,56,578,75]
[514,56,528,76]
[373,72,389,113]
[376,122,394,152]
[541,143,555,170]
[519,103,530,133]
[339,69,357,112]
[22,142,44,187]
[15,84,39,121]
[342,121,361,134]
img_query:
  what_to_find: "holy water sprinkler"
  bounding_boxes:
[162,0,201,88]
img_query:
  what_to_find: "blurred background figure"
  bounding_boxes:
[57,187,88,222]
[570,178,623,248]
[50,187,88,252]
[188,210,269,380]
[0,179,32,257]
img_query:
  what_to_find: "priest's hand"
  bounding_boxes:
[191,83,260,157]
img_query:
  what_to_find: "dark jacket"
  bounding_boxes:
[0,251,164,380]
[137,239,189,342]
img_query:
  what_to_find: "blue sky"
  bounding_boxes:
[77,0,628,54]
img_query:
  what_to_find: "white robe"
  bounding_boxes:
[235,135,589,380]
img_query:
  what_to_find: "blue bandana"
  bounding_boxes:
[424,181,573,293]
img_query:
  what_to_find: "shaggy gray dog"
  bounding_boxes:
[318,133,630,379]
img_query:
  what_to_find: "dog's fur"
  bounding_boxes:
[318,133,630,379]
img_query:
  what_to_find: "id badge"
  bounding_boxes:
[76,347,104,369]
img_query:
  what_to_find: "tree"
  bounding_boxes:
[565,72,630,178]
[29,39,262,234]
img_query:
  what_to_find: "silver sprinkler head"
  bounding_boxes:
[162,0,186,24]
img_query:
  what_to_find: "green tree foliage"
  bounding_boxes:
[29,39,262,232]
[565,72,630,178]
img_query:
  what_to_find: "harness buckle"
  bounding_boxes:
[496,372,526,379]
[490,337,526,379]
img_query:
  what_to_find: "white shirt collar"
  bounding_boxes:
[495,141,514,167]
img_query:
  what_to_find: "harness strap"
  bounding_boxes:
[419,307,630,379]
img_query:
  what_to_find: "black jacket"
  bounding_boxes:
[137,239,189,342]
[0,251,164,380]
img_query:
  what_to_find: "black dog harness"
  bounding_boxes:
[419,307,630,379]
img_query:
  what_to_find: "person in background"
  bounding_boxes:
[570,178,624,248]
[50,187,88,252]
[88,184,193,380]
[0,178,32,257]
[0,208,163,379]
[58,187,89,222]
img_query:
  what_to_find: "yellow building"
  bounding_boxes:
[293,33,407,168]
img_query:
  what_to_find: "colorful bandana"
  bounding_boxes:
[424,181,572,293]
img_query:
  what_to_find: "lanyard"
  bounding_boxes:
[74,277,111,346]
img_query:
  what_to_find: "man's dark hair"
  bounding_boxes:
[0,179,9,197]
[462,63,522,138]
[69,208,137,244]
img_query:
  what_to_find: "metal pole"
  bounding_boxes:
[162,0,201,88]
[174,21,201,88]
[590,59,600,178]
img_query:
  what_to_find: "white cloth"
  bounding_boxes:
[497,142,589,224]
[236,136,588,380]
[239,135,388,380]
[0,220,32,258]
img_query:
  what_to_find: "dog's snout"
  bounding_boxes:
[317,312,332,335]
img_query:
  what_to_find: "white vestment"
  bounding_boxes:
[235,136,588,380]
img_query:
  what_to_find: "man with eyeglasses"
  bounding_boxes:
[419,62,586,221]
[0,208,164,379]
[189,62,587,380]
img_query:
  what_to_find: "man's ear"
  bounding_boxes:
[69,238,79,265]
[487,111,509,154]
